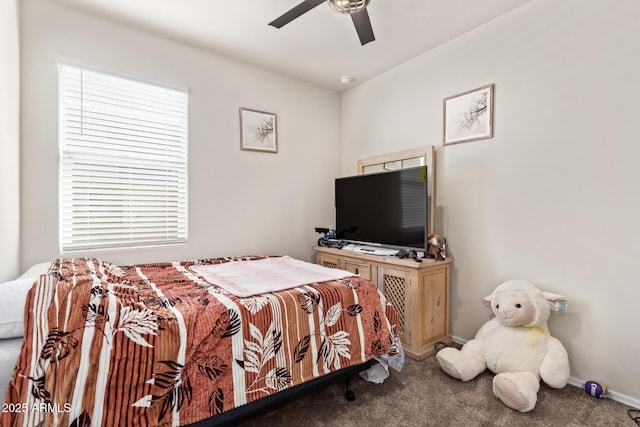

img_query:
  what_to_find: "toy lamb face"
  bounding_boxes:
[485,280,562,328]
[436,280,570,412]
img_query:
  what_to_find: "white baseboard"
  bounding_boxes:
[446,336,640,409]
[449,335,467,346]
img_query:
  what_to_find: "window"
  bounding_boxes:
[59,64,188,251]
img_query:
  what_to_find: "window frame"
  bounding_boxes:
[58,62,189,252]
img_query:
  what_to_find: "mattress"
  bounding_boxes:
[0,338,23,397]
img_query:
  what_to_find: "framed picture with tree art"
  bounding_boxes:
[240,107,278,153]
[443,84,494,145]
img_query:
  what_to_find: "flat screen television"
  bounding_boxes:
[335,166,428,251]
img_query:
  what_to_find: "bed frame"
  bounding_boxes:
[187,359,376,426]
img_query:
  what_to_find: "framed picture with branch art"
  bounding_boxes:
[240,107,278,153]
[443,84,494,145]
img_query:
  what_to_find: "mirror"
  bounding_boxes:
[360,156,425,174]
[357,146,435,235]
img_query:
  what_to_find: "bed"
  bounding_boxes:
[1,255,401,426]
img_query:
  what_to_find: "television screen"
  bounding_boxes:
[335,166,427,250]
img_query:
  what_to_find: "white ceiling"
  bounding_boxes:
[55,0,532,91]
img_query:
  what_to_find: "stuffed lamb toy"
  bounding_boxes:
[436,280,570,412]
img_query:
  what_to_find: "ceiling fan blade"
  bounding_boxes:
[269,0,326,28]
[351,8,375,45]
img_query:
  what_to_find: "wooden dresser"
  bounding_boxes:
[313,246,452,360]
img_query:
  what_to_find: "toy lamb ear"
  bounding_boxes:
[482,295,493,309]
[542,291,567,311]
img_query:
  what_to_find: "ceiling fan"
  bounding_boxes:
[269,0,375,46]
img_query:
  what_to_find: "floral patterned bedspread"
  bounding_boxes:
[2,256,400,427]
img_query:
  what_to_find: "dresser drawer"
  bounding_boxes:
[344,261,372,281]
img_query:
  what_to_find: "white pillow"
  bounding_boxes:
[18,262,51,280]
[0,277,37,339]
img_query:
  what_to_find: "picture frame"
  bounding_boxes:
[443,84,494,146]
[239,108,278,153]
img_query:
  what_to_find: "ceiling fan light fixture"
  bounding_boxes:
[327,0,370,14]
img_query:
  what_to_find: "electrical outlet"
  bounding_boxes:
[555,301,568,313]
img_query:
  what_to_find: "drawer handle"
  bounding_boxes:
[355,267,359,275]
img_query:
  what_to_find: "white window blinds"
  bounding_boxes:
[59,64,188,251]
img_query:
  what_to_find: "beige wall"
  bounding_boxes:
[19,0,341,268]
[341,0,640,404]
[0,0,21,282]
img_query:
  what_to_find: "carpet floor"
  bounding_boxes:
[237,354,638,426]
